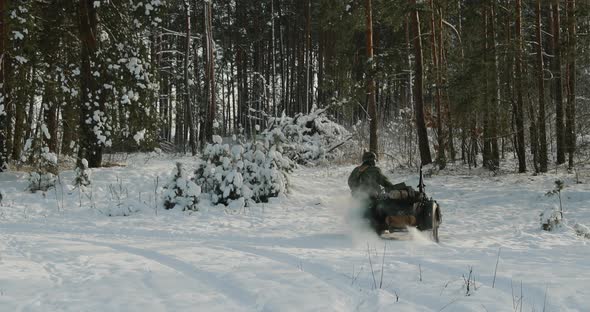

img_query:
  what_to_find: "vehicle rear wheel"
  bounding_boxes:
[419,201,441,243]
[431,210,440,243]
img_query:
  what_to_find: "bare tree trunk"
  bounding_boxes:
[305,0,312,113]
[537,0,548,172]
[221,63,227,136]
[204,1,215,142]
[0,0,8,170]
[429,0,445,169]
[174,53,184,148]
[231,62,236,135]
[405,15,415,165]
[61,99,77,156]
[438,8,453,164]
[159,76,169,141]
[552,0,566,165]
[78,0,104,168]
[365,0,378,154]
[183,0,196,155]
[12,71,26,159]
[490,1,500,169]
[318,30,325,107]
[271,0,277,117]
[42,82,59,154]
[528,85,540,174]
[25,85,35,141]
[236,48,243,132]
[410,0,432,166]
[279,1,286,113]
[39,2,63,156]
[515,0,527,172]
[566,0,576,169]
[297,14,305,114]
[483,6,492,169]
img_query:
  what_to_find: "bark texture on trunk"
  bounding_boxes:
[566,0,576,169]
[410,0,432,166]
[205,1,216,143]
[78,0,104,168]
[490,2,500,169]
[365,0,378,154]
[536,0,548,172]
[430,0,445,169]
[0,0,8,170]
[184,0,196,155]
[515,0,527,173]
[552,0,566,165]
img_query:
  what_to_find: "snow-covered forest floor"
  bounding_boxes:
[1,154,589,311]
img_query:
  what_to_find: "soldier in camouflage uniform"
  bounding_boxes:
[348,151,397,233]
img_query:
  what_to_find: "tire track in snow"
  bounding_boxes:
[213,242,441,312]
[213,238,553,311]
[219,243,350,288]
[0,219,557,309]
[3,235,69,312]
[214,243,361,310]
[211,241,430,310]
[4,235,64,286]
[11,232,362,311]
[4,234,178,312]
[67,238,258,309]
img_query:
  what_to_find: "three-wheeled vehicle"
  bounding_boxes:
[372,166,442,242]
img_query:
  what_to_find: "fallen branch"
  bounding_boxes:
[326,135,353,154]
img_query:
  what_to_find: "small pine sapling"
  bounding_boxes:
[541,180,565,231]
[546,180,564,213]
[162,162,200,211]
[27,147,58,192]
[194,136,243,205]
[194,136,291,207]
[74,159,91,187]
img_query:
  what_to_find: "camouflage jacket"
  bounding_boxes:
[348,164,395,198]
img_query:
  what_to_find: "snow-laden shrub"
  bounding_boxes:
[27,171,56,192]
[573,223,590,239]
[74,159,91,187]
[242,142,291,203]
[27,147,58,192]
[263,107,351,164]
[195,135,292,206]
[162,162,200,211]
[196,140,250,206]
[540,208,563,231]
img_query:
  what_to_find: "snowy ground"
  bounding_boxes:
[1,154,589,311]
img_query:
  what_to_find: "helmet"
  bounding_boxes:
[362,151,377,163]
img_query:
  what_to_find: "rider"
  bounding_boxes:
[348,151,397,233]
